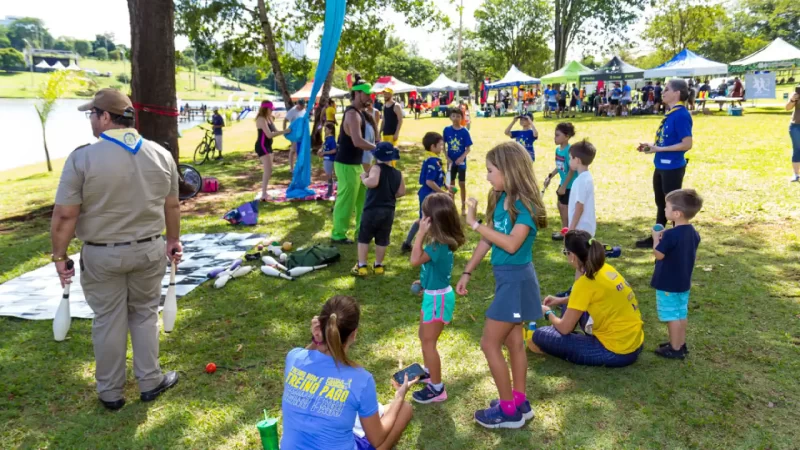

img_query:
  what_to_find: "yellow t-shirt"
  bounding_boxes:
[567,263,644,354]
[325,106,336,122]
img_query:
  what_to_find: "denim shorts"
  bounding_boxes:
[790,123,800,163]
[656,290,690,321]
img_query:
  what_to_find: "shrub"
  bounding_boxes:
[116,73,130,83]
[94,48,108,60]
[0,48,25,72]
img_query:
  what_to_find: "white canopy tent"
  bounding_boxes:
[644,49,728,78]
[418,73,468,92]
[66,62,81,71]
[485,65,540,89]
[729,38,800,73]
[51,61,66,71]
[34,60,51,69]
[290,81,348,100]
[371,76,418,94]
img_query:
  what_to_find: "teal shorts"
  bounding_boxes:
[656,290,689,321]
[421,287,455,324]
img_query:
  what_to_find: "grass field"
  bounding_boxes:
[0,58,270,100]
[1,109,799,449]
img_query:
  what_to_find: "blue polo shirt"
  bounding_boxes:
[654,105,692,170]
[443,126,472,167]
[418,153,445,198]
[510,130,536,161]
[490,193,538,266]
[651,225,701,293]
[212,114,224,135]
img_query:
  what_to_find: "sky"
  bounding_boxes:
[2,0,650,66]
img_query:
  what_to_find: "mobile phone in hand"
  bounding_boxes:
[392,363,425,385]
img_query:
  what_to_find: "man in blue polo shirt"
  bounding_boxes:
[635,78,693,248]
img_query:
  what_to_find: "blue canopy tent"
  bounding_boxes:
[285,0,346,199]
[644,49,728,78]
[485,65,540,89]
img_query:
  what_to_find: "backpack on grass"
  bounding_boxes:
[285,244,340,269]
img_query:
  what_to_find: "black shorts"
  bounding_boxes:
[358,208,395,246]
[558,100,567,109]
[557,188,571,205]
[570,98,577,107]
[610,99,619,105]
[450,164,467,182]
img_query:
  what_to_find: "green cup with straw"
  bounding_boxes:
[256,410,279,450]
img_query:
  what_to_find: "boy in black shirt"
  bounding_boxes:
[353,142,406,276]
[651,189,703,359]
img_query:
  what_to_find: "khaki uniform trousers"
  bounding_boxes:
[80,238,166,402]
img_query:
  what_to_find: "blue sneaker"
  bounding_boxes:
[412,384,447,404]
[489,399,535,421]
[474,404,525,429]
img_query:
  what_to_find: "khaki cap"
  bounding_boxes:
[77,88,134,118]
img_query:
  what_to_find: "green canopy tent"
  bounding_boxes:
[540,61,593,86]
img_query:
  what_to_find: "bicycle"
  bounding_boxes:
[193,126,221,165]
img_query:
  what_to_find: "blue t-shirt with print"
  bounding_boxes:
[323,136,337,161]
[546,89,557,103]
[443,126,473,168]
[611,88,622,100]
[418,154,445,199]
[490,192,538,266]
[651,224,701,293]
[281,348,379,450]
[212,114,224,135]
[420,243,454,290]
[654,106,692,170]
[555,144,575,189]
[510,130,536,161]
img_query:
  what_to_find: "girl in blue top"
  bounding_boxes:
[281,296,416,450]
[409,193,466,405]
[457,142,548,429]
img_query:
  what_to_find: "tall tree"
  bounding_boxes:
[643,0,727,57]
[374,39,437,86]
[6,17,53,50]
[474,0,552,76]
[735,0,799,47]
[552,0,646,70]
[128,0,179,163]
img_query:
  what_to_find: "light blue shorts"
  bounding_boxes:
[656,290,689,321]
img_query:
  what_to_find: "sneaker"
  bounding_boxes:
[489,399,535,421]
[791,175,800,182]
[635,236,654,249]
[401,242,412,254]
[654,344,687,360]
[373,263,385,275]
[412,384,447,404]
[658,342,689,353]
[474,404,525,429]
[551,231,564,241]
[351,264,368,277]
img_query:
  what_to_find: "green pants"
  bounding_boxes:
[331,162,366,241]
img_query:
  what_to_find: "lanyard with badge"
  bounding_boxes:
[654,102,685,145]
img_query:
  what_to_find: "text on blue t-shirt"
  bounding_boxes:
[654,105,692,170]
[510,130,537,161]
[443,126,473,167]
[418,154,445,198]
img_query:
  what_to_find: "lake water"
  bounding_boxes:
[0,98,234,173]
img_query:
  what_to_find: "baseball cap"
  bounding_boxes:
[372,142,400,162]
[383,87,394,94]
[352,83,372,94]
[77,88,134,118]
[260,100,274,110]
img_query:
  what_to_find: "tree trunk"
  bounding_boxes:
[257,0,293,107]
[311,65,335,150]
[41,121,52,172]
[127,0,179,164]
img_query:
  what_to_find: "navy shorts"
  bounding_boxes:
[486,263,542,322]
[450,164,466,183]
[557,188,571,206]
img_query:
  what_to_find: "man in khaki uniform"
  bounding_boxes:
[51,88,183,411]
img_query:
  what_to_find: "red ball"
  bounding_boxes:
[205,362,217,374]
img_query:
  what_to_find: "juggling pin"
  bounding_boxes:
[287,264,327,277]
[163,252,178,333]
[213,259,243,289]
[207,259,242,279]
[261,265,294,281]
[262,255,288,271]
[267,244,283,257]
[231,265,253,278]
[53,259,74,342]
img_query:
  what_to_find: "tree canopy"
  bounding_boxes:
[643,0,727,58]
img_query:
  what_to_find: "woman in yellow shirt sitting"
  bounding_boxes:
[528,230,644,367]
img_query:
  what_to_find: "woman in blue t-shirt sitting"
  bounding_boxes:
[281,296,415,450]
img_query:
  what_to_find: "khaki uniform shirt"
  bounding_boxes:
[55,128,179,243]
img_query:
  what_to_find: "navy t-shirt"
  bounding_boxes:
[510,130,536,161]
[654,106,692,170]
[443,126,473,167]
[212,114,224,135]
[418,154,445,198]
[651,225,701,293]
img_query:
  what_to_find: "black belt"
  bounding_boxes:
[86,235,162,247]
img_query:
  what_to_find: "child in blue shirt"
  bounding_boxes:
[409,193,466,404]
[402,132,452,252]
[651,188,703,360]
[504,112,539,161]
[444,108,473,213]
[318,122,338,198]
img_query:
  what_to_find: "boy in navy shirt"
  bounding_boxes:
[318,122,337,198]
[651,189,703,360]
[504,112,538,161]
[402,132,452,252]
[443,108,473,213]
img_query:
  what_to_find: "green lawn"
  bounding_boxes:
[1,109,799,449]
[0,58,270,100]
